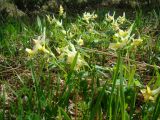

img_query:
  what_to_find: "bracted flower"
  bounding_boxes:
[77,37,84,46]
[141,86,160,102]
[105,12,115,22]
[25,48,35,56]
[58,43,87,70]
[59,5,64,16]
[131,38,143,47]
[82,12,97,23]
[117,12,126,24]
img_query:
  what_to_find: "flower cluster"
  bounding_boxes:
[106,12,143,51]
[44,9,88,70]
[82,12,97,23]
[109,24,134,50]
[105,12,126,24]
[25,32,52,58]
[47,15,63,27]
[105,12,115,22]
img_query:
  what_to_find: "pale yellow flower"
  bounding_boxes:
[25,31,52,57]
[66,51,77,64]
[46,15,54,24]
[59,5,64,16]
[141,86,154,101]
[27,38,44,55]
[141,86,160,102]
[77,38,84,46]
[50,15,63,27]
[61,29,67,35]
[82,12,92,23]
[76,57,86,70]
[27,42,49,56]
[68,32,74,38]
[105,12,115,22]
[117,12,126,24]
[109,40,127,51]
[61,29,73,38]
[114,29,128,39]
[92,14,97,19]
[112,23,134,42]
[110,29,129,51]
[33,39,44,52]
[118,29,128,38]
[56,47,61,54]
[111,21,119,31]
[25,48,35,56]
[38,46,50,54]
[56,19,63,27]
[82,12,97,23]
[59,43,87,70]
[109,42,120,51]
[131,38,143,47]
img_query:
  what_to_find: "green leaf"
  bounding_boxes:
[37,16,42,32]
[58,107,71,120]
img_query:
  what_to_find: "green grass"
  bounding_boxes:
[0,8,160,120]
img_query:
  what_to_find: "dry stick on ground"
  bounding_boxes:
[77,46,160,70]
[0,66,21,74]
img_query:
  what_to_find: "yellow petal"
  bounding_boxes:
[149,96,155,101]
[77,38,84,46]
[140,89,146,94]
[25,48,34,55]
[59,5,64,16]
[131,38,143,46]
[141,86,154,101]
[146,86,152,94]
